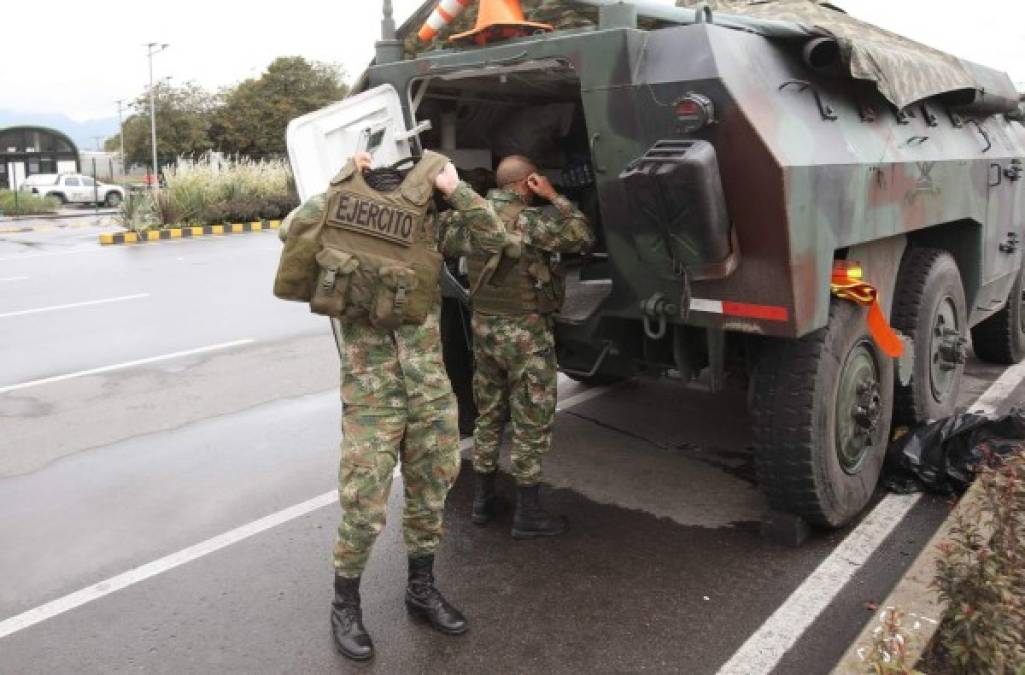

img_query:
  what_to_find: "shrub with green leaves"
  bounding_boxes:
[0,190,60,216]
[115,191,156,232]
[161,155,299,227]
[932,448,1025,673]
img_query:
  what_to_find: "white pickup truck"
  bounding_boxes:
[20,173,125,207]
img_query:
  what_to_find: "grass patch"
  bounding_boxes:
[0,190,60,216]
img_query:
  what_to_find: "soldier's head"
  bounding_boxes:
[496,155,538,203]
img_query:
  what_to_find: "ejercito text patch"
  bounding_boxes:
[328,192,417,246]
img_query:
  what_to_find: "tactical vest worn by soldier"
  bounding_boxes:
[467,202,564,315]
[274,151,450,329]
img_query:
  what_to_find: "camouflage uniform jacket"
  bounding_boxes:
[441,188,593,260]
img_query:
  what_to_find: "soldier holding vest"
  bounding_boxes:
[443,155,594,538]
[275,151,508,661]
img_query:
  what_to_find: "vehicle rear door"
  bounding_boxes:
[286,84,415,201]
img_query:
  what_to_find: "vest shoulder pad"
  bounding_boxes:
[329,160,357,186]
[399,151,449,205]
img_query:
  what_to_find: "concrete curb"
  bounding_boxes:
[832,480,990,673]
[99,220,281,245]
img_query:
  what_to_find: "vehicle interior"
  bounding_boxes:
[409,61,611,313]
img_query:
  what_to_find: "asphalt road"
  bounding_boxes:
[1,216,1023,674]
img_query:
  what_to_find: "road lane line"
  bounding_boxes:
[971,358,1025,415]
[0,382,612,639]
[0,339,256,395]
[0,294,149,319]
[716,357,1025,675]
[0,249,109,262]
[0,276,29,282]
[0,492,338,641]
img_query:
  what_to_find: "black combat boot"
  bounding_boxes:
[471,471,498,525]
[512,484,568,539]
[404,555,468,635]
[331,575,373,661]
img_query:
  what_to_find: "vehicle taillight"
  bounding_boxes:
[674,93,715,133]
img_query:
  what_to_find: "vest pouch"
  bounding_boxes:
[527,258,564,314]
[373,266,420,330]
[310,248,360,318]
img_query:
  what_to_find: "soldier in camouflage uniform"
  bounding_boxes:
[442,155,593,538]
[279,152,508,661]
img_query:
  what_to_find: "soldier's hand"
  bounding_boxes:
[434,162,460,197]
[526,173,558,201]
[354,152,372,172]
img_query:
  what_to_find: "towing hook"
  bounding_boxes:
[640,293,679,340]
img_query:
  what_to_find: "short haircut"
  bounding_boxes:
[496,155,536,188]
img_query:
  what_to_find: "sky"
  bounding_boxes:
[1,0,1023,124]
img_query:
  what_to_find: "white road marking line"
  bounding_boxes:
[0,382,613,638]
[970,358,1025,415]
[0,339,256,395]
[0,294,149,319]
[0,276,29,282]
[716,358,1025,675]
[0,492,338,641]
[0,248,109,262]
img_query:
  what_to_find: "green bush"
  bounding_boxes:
[161,155,298,227]
[0,190,60,216]
[931,449,1025,673]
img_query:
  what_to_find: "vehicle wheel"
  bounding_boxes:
[105,192,123,207]
[51,193,67,205]
[752,299,894,528]
[891,248,967,426]
[439,297,478,436]
[971,260,1025,365]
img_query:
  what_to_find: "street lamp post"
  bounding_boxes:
[145,42,169,188]
[115,99,125,176]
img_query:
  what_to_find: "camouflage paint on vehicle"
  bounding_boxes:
[357,1,1024,381]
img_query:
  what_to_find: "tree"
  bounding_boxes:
[105,81,216,168]
[210,57,348,156]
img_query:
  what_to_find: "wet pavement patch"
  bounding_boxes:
[0,460,848,674]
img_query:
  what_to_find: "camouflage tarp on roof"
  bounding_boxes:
[360,0,1016,112]
[677,0,1013,110]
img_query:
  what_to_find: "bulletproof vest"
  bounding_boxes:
[308,150,449,329]
[467,200,565,316]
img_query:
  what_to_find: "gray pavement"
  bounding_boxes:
[1,225,1023,674]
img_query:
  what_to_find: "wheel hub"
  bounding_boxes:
[836,342,882,474]
[930,299,965,403]
[853,381,882,432]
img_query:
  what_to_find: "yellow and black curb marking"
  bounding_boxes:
[99,220,281,245]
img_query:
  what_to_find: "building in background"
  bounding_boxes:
[79,151,123,181]
[0,126,80,190]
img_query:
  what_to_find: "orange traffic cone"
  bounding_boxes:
[450,0,553,46]
[418,0,474,42]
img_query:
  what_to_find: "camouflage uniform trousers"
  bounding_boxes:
[471,312,558,486]
[334,310,461,579]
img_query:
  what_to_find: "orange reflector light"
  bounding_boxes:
[829,261,904,358]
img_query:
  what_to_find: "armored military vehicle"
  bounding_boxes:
[287,0,1025,528]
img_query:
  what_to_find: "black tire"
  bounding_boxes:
[50,192,67,205]
[752,300,894,528]
[891,248,967,426]
[104,191,123,207]
[971,261,1025,365]
[439,298,477,436]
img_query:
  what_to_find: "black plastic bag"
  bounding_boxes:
[884,408,1025,495]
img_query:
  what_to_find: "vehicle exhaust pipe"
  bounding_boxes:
[802,37,842,73]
